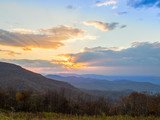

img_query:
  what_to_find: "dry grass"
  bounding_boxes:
[0,112,160,120]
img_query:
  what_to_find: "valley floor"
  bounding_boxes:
[0,112,160,120]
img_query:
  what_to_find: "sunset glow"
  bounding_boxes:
[0,0,160,76]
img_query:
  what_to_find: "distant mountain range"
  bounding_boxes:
[46,74,160,93]
[1,61,160,100]
[51,73,160,85]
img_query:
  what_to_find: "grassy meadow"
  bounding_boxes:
[0,112,160,120]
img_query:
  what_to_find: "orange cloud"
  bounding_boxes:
[40,25,84,36]
[51,55,86,69]
[0,26,96,50]
[23,47,32,51]
[0,49,21,56]
[11,28,36,34]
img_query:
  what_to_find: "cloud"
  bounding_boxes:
[96,1,101,4]
[39,25,84,36]
[83,21,126,31]
[0,49,21,56]
[66,5,76,9]
[0,29,63,50]
[112,5,118,9]
[81,46,121,52]
[1,42,160,75]
[0,58,85,74]
[23,47,32,51]
[0,26,95,50]
[61,42,160,67]
[127,0,160,8]
[96,0,117,7]
[0,59,68,74]
[0,56,86,70]
[0,59,62,68]
[10,28,36,34]
[114,11,127,16]
[120,25,127,29]
[40,26,97,42]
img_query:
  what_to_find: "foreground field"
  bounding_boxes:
[0,112,160,120]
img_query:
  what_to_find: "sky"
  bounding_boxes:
[0,0,160,76]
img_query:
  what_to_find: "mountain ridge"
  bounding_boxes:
[51,73,160,85]
[46,74,160,93]
[0,62,83,97]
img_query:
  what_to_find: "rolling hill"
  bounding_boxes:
[46,74,160,93]
[55,73,160,85]
[0,62,85,98]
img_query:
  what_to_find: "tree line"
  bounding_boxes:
[0,87,160,116]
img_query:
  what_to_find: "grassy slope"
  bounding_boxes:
[0,112,160,120]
